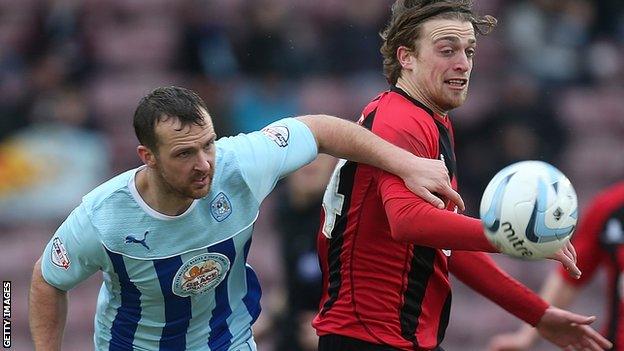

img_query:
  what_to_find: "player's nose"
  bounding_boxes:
[453,53,470,72]
[194,152,212,172]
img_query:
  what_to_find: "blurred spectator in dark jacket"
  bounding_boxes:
[275,154,336,351]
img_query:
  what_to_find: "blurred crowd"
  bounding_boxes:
[1,0,623,350]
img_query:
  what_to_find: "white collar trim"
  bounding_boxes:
[128,166,199,221]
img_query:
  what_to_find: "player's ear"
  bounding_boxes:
[137,145,158,168]
[397,46,416,70]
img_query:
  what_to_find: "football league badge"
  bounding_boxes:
[262,125,290,147]
[51,237,70,270]
[210,192,232,222]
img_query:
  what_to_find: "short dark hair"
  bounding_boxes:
[133,86,208,151]
[380,0,497,85]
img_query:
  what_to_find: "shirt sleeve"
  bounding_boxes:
[449,251,549,326]
[40,204,105,291]
[228,117,318,203]
[380,176,496,251]
[372,110,435,159]
[373,109,496,251]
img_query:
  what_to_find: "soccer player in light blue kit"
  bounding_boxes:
[29,86,464,351]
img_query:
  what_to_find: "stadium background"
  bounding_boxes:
[0,0,623,349]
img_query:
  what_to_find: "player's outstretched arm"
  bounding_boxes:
[488,270,587,351]
[534,307,612,351]
[29,258,68,351]
[451,252,611,351]
[296,115,464,211]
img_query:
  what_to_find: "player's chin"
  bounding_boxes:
[444,95,467,110]
[189,185,211,199]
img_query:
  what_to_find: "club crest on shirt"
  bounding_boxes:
[51,237,70,270]
[602,218,624,246]
[173,253,231,297]
[261,125,289,147]
[210,192,232,222]
[620,272,624,300]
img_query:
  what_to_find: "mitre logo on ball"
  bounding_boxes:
[480,161,578,259]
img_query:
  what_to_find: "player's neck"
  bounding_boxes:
[135,168,194,216]
[395,78,448,118]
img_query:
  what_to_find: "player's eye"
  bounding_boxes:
[466,48,476,58]
[441,48,454,56]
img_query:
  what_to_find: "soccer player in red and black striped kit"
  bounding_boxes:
[490,181,624,351]
[313,1,613,350]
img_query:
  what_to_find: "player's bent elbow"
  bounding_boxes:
[31,258,65,296]
[388,218,415,242]
[31,258,48,288]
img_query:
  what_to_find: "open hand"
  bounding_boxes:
[536,307,612,350]
[547,241,581,279]
[402,158,465,211]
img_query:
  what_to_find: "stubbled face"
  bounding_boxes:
[410,19,476,112]
[152,112,216,200]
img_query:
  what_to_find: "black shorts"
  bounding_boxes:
[318,334,445,351]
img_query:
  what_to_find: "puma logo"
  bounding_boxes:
[125,231,150,250]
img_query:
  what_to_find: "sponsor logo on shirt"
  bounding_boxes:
[261,125,289,147]
[210,192,232,222]
[51,237,70,270]
[172,253,230,297]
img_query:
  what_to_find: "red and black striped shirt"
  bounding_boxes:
[559,181,624,349]
[313,87,548,350]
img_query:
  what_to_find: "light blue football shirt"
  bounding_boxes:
[41,118,318,351]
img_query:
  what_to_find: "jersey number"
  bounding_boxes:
[322,159,347,238]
